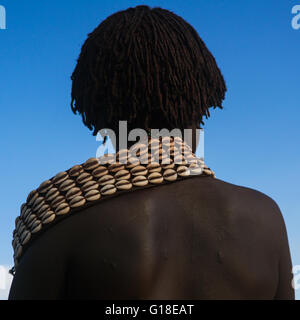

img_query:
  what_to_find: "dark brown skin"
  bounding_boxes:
[9,174,294,300]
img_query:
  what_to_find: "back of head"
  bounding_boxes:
[71,5,226,136]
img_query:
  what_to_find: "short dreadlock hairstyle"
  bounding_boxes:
[71,5,226,136]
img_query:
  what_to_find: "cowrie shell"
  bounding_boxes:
[51,195,65,209]
[84,189,101,202]
[20,204,27,217]
[83,157,100,171]
[59,179,76,192]
[21,230,31,246]
[70,196,86,208]
[98,174,115,186]
[45,187,60,202]
[92,166,108,178]
[163,169,177,181]
[108,162,125,173]
[23,207,32,220]
[52,171,68,185]
[189,163,202,175]
[82,180,99,193]
[177,166,190,177]
[15,217,22,230]
[39,209,53,221]
[30,220,42,234]
[66,187,82,201]
[17,224,26,236]
[131,165,147,176]
[69,165,83,177]
[203,168,213,175]
[114,169,130,181]
[27,216,38,230]
[132,175,148,187]
[147,162,162,173]
[100,184,117,196]
[42,212,56,225]
[55,202,70,215]
[161,160,175,170]
[77,172,93,184]
[38,180,53,194]
[12,238,18,250]
[37,204,50,217]
[148,172,163,184]
[174,154,188,165]
[32,197,45,213]
[15,245,23,258]
[115,180,132,191]
[27,190,38,206]
[25,214,36,226]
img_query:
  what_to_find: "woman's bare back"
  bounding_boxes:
[9,176,294,300]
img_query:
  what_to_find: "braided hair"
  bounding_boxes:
[71,5,226,136]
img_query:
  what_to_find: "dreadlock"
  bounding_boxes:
[71,5,226,136]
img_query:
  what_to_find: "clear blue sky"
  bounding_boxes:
[0,0,299,299]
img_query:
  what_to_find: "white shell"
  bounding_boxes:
[83,157,100,171]
[52,171,68,185]
[148,172,163,184]
[92,166,108,178]
[55,203,70,215]
[85,189,101,202]
[163,169,178,181]
[132,175,148,187]
[81,180,99,193]
[115,180,133,191]
[42,213,56,225]
[130,165,148,176]
[98,174,115,186]
[66,187,82,200]
[177,166,190,177]
[70,196,86,208]
[114,169,131,181]
[100,184,117,196]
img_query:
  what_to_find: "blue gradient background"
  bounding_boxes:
[0,0,299,299]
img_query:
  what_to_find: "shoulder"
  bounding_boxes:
[206,177,286,239]
[103,174,284,219]
[149,175,287,235]
[212,177,284,214]
[99,174,286,239]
